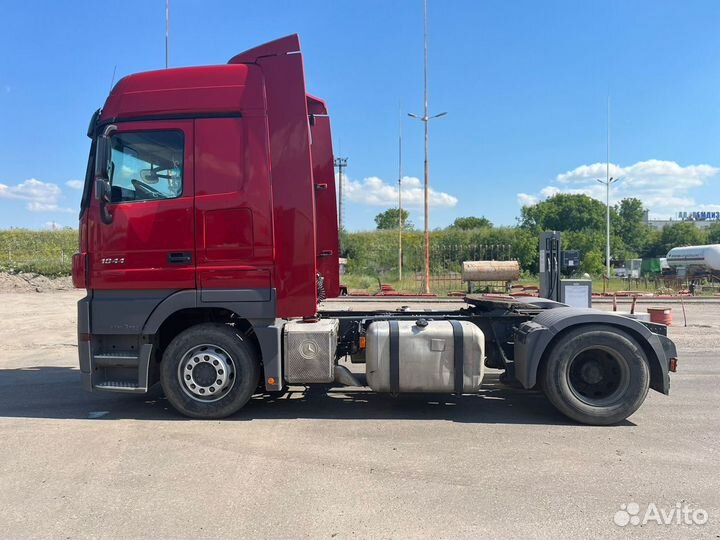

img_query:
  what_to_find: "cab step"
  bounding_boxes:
[93,352,140,368]
[90,343,153,394]
[94,380,146,393]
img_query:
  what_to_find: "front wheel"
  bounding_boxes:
[160,323,260,419]
[540,325,650,425]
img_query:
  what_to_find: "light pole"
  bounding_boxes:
[398,110,404,283]
[595,94,620,282]
[408,0,446,293]
[596,176,620,281]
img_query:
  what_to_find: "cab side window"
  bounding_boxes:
[109,131,184,203]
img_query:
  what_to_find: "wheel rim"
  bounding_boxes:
[177,344,236,403]
[566,346,630,407]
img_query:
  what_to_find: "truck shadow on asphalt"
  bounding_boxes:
[0,366,635,426]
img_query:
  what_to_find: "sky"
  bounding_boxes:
[0,0,719,231]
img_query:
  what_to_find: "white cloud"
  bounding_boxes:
[556,162,624,184]
[342,174,458,208]
[517,159,719,215]
[65,179,83,190]
[0,178,61,202]
[0,178,73,213]
[516,193,538,207]
[27,202,74,213]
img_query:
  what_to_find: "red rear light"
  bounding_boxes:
[72,252,87,289]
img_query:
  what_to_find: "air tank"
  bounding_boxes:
[666,244,720,272]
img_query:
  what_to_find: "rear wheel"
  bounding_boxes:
[540,325,650,425]
[160,323,260,419]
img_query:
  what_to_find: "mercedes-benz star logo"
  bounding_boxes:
[300,340,319,359]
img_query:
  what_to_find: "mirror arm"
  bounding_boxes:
[94,178,113,224]
[102,124,117,138]
[100,198,113,225]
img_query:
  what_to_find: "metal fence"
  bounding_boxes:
[1,248,71,264]
[343,243,517,293]
[346,243,515,275]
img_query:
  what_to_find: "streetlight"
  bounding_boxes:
[596,176,621,281]
[407,0,446,293]
[408,110,447,293]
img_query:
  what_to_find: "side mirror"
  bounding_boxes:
[95,178,110,201]
[96,177,113,225]
[94,135,111,181]
[94,125,116,224]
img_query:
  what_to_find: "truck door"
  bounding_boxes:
[87,120,195,290]
[194,116,274,301]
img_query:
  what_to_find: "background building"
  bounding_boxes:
[644,210,719,231]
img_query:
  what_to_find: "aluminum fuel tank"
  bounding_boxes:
[366,320,485,393]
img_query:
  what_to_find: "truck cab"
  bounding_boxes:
[75,35,338,392]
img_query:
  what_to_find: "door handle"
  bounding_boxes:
[319,250,333,257]
[168,252,192,264]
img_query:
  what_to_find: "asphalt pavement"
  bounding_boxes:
[0,291,717,539]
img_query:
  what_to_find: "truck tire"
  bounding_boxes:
[540,325,650,425]
[160,323,260,419]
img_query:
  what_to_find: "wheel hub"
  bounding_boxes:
[192,362,218,387]
[567,347,629,406]
[178,345,235,401]
[580,362,604,384]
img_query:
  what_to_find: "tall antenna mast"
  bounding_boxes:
[607,94,610,190]
[408,0,447,293]
[165,0,170,68]
[422,0,429,294]
[605,94,613,283]
[596,93,619,287]
[398,106,403,282]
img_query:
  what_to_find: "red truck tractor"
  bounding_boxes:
[73,35,677,425]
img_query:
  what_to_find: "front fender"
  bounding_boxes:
[514,308,673,394]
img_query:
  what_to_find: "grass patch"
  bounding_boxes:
[0,229,77,277]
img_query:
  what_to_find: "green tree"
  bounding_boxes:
[374,208,413,230]
[706,222,720,244]
[580,250,604,275]
[449,216,492,230]
[520,193,609,232]
[511,227,538,273]
[642,229,663,258]
[519,194,628,270]
[614,198,651,257]
[562,229,605,257]
[645,222,706,256]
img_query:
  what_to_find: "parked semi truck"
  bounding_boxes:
[73,34,677,425]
